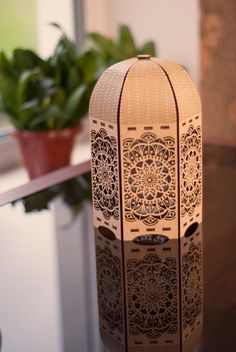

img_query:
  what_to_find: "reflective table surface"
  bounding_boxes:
[0,144,235,352]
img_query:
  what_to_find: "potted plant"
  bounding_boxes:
[0,24,156,179]
[0,24,99,179]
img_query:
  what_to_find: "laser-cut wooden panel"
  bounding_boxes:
[179,119,202,234]
[123,238,180,350]
[89,55,203,352]
[120,125,178,240]
[90,121,122,239]
[94,227,125,348]
[182,227,203,333]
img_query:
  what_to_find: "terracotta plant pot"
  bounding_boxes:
[13,125,82,179]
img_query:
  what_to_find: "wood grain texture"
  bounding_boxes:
[203,144,236,351]
[201,0,236,145]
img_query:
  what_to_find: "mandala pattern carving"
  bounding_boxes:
[180,125,202,217]
[123,133,176,226]
[96,246,123,333]
[127,254,178,338]
[91,128,119,220]
[182,242,202,329]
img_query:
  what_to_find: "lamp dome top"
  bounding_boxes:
[89,57,201,125]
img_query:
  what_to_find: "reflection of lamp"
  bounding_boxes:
[89,56,203,352]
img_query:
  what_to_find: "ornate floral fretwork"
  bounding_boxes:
[96,246,123,333]
[123,133,176,226]
[180,125,202,217]
[182,242,202,329]
[91,128,119,220]
[127,254,178,338]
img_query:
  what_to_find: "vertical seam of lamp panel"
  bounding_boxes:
[117,61,136,352]
[152,60,182,352]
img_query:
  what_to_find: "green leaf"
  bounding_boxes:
[70,80,96,123]
[52,34,77,65]
[118,25,136,57]
[50,22,64,32]
[17,68,41,106]
[22,189,58,212]
[0,94,20,127]
[13,49,46,72]
[66,66,82,92]
[28,104,64,130]
[0,52,15,77]
[52,88,66,107]
[88,33,119,58]
[20,98,40,111]
[88,33,110,50]
[78,50,100,82]
[39,77,55,90]
[17,99,40,129]
[139,41,156,57]
[37,77,56,100]
[0,76,15,104]
[0,95,4,111]
[65,85,86,118]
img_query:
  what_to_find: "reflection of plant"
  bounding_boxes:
[13,172,92,213]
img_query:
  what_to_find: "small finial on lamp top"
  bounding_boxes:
[137,54,151,60]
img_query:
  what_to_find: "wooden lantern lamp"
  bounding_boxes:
[89,55,203,352]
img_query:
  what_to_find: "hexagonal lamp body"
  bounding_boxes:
[89,56,203,352]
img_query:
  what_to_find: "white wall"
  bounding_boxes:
[84,0,111,35]
[0,203,63,352]
[55,200,102,352]
[0,199,101,352]
[36,0,75,57]
[84,0,199,83]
